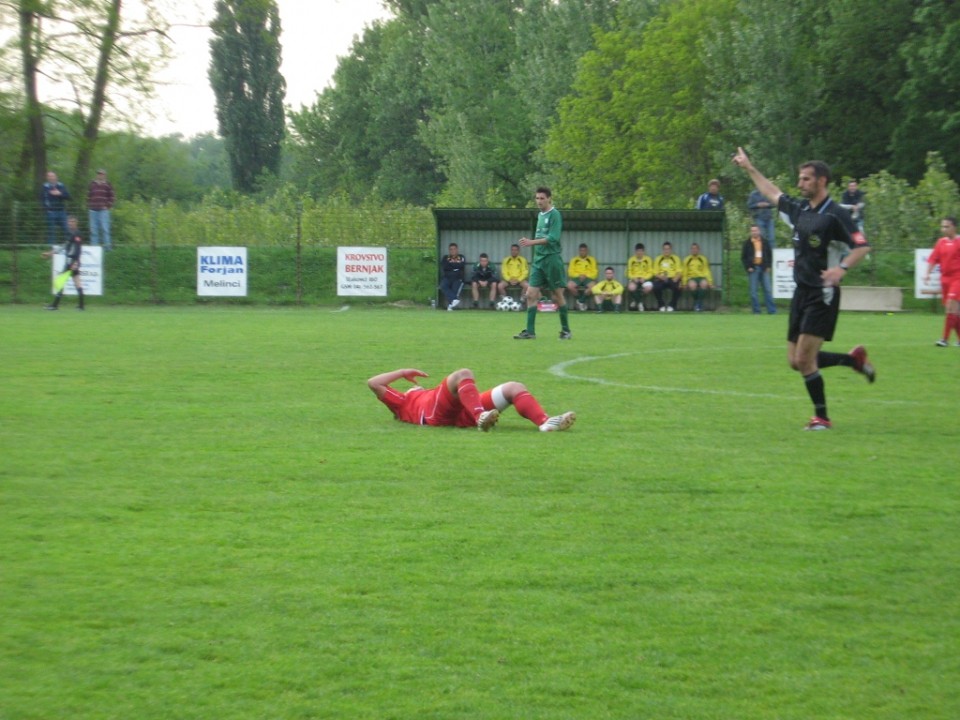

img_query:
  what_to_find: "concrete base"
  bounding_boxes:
[843,286,902,312]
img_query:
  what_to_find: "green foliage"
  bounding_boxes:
[3,307,958,718]
[892,0,960,183]
[209,0,286,193]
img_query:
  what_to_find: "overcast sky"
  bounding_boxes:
[142,0,392,137]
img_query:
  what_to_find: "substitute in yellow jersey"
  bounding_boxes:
[652,241,683,311]
[499,243,530,300]
[626,242,655,311]
[566,243,598,310]
[682,243,714,311]
[592,267,624,312]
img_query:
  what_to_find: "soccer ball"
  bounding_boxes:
[497,296,521,311]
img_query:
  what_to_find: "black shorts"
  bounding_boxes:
[788,284,841,342]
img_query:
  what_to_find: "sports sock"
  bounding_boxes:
[456,378,484,420]
[942,315,952,341]
[512,390,548,426]
[525,306,537,334]
[77,288,84,309]
[804,371,828,420]
[816,351,855,369]
[558,305,569,332]
[52,292,62,308]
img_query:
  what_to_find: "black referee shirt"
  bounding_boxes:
[778,194,868,288]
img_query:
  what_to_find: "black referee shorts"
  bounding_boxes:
[788,284,841,342]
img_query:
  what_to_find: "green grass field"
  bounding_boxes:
[2,305,958,719]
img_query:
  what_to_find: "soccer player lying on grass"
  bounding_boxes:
[367,368,576,432]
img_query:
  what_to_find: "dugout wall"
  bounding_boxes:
[433,209,727,307]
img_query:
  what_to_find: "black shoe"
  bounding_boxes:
[513,329,536,339]
[559,330,572,340]
[44,304,58,311]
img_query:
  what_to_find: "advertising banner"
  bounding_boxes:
[50,245,103,296]
[773,248,795,299]
[198,247,247,297]
[338,247,387,296]
[914,248,940,300]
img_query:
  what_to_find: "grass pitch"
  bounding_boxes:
[2,305,958,719]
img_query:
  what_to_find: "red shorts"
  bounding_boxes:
[942,276,960,305]
[419,382,494,427]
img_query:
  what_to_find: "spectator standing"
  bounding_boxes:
[652,241,683,312]
[439,243,467,310]
[732,146,875,431]
[470,253,499,309]
[626,242,655,311]
[86,169,115,250]
[566,243,598,311]
[592,267,624,313]
[741,224,777,315]
[498,243,529,302]
[839,180,866,233]
[923,217,960,346]
[747,188,776,248]
[696,179,724,210]
[514,187,572,340]
[682,243,714,311]
[42,215,85,311]
[41,171,71,244]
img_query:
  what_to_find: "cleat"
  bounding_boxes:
[955,341,960,347]
[539,411,576,432]
[44,305,58,311]
[935,339,949,347]
[849,345,875,383]
[477,409,500,432]
[803,416,832,431]
[76,307,85,311]
[513,329,536,340]
[559,330,572,340]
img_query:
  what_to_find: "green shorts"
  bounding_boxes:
[529,254,567,292]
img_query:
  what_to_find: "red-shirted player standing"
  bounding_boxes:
[367,368,575,432]
[924,216,960,347]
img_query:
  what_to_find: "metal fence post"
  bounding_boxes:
[11,201,20,303]
[150,198,159,304]
[296,200,303,306]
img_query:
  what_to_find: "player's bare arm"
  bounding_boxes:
[732,147,783,206]
[367,368,428,398]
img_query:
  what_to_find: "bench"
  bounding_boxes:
[842,286,902,312]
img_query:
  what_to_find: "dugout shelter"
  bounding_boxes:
[433,209,727,309]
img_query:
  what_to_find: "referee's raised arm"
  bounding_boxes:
[732,147,783,207]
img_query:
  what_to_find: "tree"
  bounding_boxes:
[5,0,172,194]
[208,0,286,193]
[891,0,960,183]
[547,0,736,207]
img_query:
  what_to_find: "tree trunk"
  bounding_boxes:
[73,0,123,189]
[19,3,46,191]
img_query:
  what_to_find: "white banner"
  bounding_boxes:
[338,246,387,296]
[50,245,103,296]
[773,248,796,299]
[914,248,941,300]
[198,247,247,297]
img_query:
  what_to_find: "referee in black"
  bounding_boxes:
[42,215,85,311]
[732,147,874,431]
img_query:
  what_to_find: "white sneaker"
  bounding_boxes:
[666,306,674,312]
[477,409,499,431]
[449,298,460,309]
[659,306,666,312]
[539,411,576,432]
[637,304,644,312]
[935,339,948,347]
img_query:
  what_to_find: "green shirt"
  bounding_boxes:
[533,207,562,262]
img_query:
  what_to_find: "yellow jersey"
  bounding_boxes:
[501,255,529,283]
[627,255,654,281]
[682,254,713,284]
[568,255,598,281]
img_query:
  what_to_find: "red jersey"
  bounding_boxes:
[377,384,469,427]
[929,236,960,279]
[378,383,494,427]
